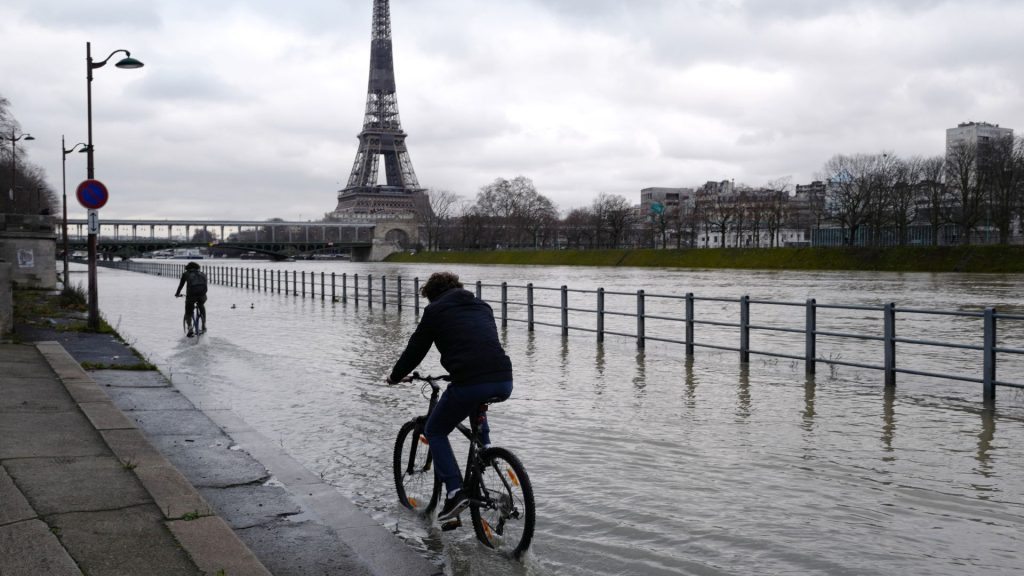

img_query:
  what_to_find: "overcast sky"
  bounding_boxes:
[1,0,1022,220]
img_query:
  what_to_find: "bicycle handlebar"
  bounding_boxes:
[405,372,451,383]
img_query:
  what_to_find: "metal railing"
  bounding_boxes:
[102,260,1024,403]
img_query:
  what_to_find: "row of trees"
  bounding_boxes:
[419,136,1024,251]
[422,176,645,250]
[824,135,1024,246]
[0,96,57,216]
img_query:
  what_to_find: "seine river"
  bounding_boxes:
[90,260,1023,575]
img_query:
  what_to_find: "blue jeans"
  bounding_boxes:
[424,380,512,495]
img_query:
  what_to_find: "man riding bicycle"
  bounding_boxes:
[175,261,208,337]
[387,271,513,523]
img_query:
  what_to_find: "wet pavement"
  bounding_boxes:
[2,290,440,576]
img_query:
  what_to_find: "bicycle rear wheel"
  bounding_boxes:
[470,447,535,558]
[393,420,440,513]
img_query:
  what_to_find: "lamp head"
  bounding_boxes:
[115,56,144,69]
[24,134,35,141]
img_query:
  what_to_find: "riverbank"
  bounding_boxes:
[4,288,440,576]
[386,245,1024,273]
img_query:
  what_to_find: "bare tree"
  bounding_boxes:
[985,135,1024,244]
[917,156,948,245]
[755,177,790,247]
[422,188,462,250]
[591,193,634,248]
[946,140,989,244]
[562,207,594,248]
[700,190,739,248]
[672,201,698,248]
[822,153,886,245]
[888,156,922,246]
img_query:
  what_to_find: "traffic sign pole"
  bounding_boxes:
[77,179,109,332]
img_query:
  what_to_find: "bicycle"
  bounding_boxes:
[392,372,536,558]
[176,295,204,338]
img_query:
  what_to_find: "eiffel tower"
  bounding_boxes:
[332,0,426,218]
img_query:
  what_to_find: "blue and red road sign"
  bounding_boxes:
[76,179,109,210]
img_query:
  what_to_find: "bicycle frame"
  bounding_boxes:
[394,372,535,557]
[410,378,496,506]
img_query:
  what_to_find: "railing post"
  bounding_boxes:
[983,307,997,402]
[342,273,348,303]
[476,280,482,299]
[501,282,508,328]
[367,274,373,307]
[284,269,289,295]
[381,276,387,310]
[561,285,569,337]
[740,295,750,364]
[596,288,605,343]
[527,283,534,332]
[354,274,359,305]
[321,272,325,301]
[685,293,694,356]
[301,271,306,298]
[636,289,645,349]
[397,276,402,310]
[414,277,420,314]
[883,302,896,387]
[292,271,298,296]
[332,273,336,302]
[805,298,817,375]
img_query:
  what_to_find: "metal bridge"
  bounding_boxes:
[61,216,419,261]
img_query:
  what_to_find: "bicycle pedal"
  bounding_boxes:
[440,517,462,531]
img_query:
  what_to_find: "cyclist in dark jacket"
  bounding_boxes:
[388,271,513,523]
[175,261,208,336]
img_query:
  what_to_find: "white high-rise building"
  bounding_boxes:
[946,121,1013,153]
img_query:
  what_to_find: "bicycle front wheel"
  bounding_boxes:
[470,447,535,558]
[393,420,440,513]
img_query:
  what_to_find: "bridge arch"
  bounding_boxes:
[359,219,420,261]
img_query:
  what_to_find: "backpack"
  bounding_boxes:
[186,270,208,296]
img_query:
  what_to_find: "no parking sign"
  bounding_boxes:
[76,179,109,210]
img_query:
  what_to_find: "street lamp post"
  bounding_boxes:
[84,41,143,331]
[2,129,35,213]
[61,136,89,286]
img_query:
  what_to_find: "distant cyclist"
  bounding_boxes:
[175,261,208,337]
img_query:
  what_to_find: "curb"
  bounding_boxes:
[35,341,273,576]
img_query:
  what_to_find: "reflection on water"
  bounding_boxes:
[91,261,1024,576]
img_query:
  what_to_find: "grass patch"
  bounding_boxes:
[387,245,1024,273]
[58,284,88,310]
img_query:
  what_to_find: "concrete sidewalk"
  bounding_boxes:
[3,294,441,575]
[1,341,270,575]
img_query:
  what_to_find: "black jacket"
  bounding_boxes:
[389,288,512,386]
[175,269,207,298]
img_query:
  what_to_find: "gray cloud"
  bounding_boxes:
[1,0,1021,219]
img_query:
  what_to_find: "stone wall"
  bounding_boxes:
[0,214,57,290]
